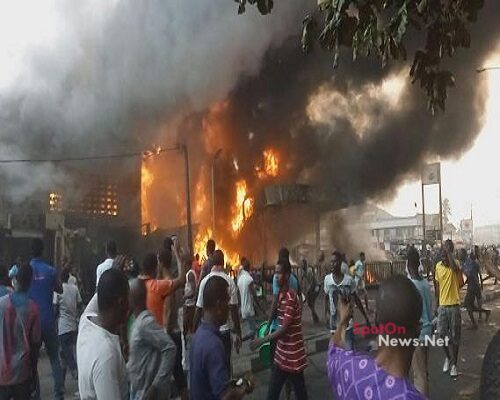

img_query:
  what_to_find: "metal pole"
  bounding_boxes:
[421,183,426,257]
[471,203,474,247]
[181,144,193,255]
[211,162,216,238]
[315,210,321,261]
[438,180,443,245]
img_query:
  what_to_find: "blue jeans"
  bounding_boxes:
[242,317,257,341]
[345,328,355,351]
[34,327,64,400]
[59,331,77,382]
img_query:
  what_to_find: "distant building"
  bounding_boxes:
[475,224,500,245]
[352,205,441,252]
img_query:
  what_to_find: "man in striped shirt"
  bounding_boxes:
[250,262,308,400]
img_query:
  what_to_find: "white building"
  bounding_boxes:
[353,205,441,252]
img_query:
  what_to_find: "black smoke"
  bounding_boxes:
[206,0,500,216]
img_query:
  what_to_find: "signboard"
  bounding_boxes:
[425,230,442,240]
[46,213,65,230]
[261,184,310,207]
[9,213,44,231]
[422,163,441,185]
[461,219,473,232]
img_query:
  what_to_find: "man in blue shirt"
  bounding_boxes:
[29,238,64,400]
[461,247,490,329]
[190,275,254,400]
[407,247,432,396]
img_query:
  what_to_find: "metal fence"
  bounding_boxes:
[259,261,407,292]
[365,261,407,287]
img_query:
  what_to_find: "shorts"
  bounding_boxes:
[464,283,481,309]
[437,305,461,345]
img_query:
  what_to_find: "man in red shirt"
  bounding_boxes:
[139,249,184,328]
[250,262,308,400]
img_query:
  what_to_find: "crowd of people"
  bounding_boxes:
[2,236,500,399]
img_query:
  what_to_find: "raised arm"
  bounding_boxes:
[170,245,186,291]
[332,297,352,348]
[352,292,370,326]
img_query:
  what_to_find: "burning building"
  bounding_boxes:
[0,1,500,269]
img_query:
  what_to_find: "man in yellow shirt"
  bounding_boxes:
[434,239,462,378]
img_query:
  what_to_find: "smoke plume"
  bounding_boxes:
[0,0,309,200]
[1,0,500,259]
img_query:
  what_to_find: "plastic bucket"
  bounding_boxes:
[257,321,270,338]
[259,342,272,366]
[257,322,273,366]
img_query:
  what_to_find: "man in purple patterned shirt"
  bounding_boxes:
[327,275,426,400]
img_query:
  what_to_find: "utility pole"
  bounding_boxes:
[179,144,193,255]
[471,203,474,247]
[421,183,426,257]
[438,179,443,245]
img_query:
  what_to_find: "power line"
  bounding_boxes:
[0,145,180,164]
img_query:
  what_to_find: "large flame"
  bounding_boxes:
[231,179,254,235]
[256,148,280,179]
[193,227,241,268]
[141,159,156,234]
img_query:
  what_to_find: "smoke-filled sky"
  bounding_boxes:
[0,0,309,199]
[383,52,500,227]
[1,0,500,233]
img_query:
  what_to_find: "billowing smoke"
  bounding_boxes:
[1,0,500,260]
[0,0,309,200]
[179,0,500,255]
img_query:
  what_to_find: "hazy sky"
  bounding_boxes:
[382,52,500,227]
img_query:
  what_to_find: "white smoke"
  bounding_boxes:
[0,0,310,199]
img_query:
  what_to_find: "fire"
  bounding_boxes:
[263,149,279,177]
[49,192,62,212]
[193,168,208,222]
[193,228,241,268]
[141,159,156,234]
[365,269,376,285]
[256,148,280,179]
[231,180,254,235]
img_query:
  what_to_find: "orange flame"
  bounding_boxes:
[231,180,254,235]
[256,149,280,179]
[141,159,157,234]
[365,269,376,285]
[193,228,241,268]
[263,149,279,177]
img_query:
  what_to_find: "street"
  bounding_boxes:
[36,285,500,399]
[246,296,500,400]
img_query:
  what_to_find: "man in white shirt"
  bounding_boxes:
[57,268,82,382]
[237,258,256,341]
[95,240,118,287]
[324,251,370,350]
[354,252,370,311]
[194,250,242,367]
[77,269,129,400]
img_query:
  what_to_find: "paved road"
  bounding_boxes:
[246,295,500,400]
[38,285,500,399]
